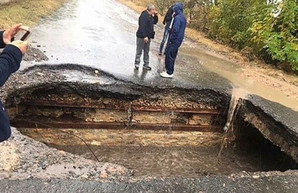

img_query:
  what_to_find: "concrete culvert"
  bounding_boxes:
[3,65,298,178]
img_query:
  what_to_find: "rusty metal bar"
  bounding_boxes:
[21,100,222,115]
[132,107,221,114]
[11,120,223,132]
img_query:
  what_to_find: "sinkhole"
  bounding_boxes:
[5,81,298,177]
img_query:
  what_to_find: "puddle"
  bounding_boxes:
[49,145,263,177]
[180,47,298,111]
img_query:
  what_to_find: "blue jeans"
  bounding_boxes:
[159,28,170,54]
[165,44,179,75]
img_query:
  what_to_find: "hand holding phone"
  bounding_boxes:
[10,40,29,55]
[3,24,30,44]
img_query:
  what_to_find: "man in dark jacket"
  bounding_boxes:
[0,24,28,142]
[135,4,158,71]
[158,3,175,55]
[160,2,186,78]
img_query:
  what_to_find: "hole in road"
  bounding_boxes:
[6,82,298,177]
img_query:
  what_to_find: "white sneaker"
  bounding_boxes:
[160,71,173,78]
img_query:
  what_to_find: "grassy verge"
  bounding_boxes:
[0,0,70,29]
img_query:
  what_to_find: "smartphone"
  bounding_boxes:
[20,31,31,41]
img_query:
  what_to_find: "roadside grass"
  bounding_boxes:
[117,0,150,13]
[0,0,69,29]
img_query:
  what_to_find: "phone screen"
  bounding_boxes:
[20,31,31,41]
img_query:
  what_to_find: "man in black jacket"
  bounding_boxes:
[0,24,28,142]
[134,4,158,71]
[158,3,175,56]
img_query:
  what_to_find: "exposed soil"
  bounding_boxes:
[0,61,297,190]
[0,64,296,180]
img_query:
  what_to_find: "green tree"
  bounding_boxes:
[250,0,298,71]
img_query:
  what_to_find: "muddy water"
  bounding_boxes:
[180,47,298,111]
[50,144,266,178]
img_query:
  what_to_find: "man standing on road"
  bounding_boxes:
[160,2,186,78]
[134,4,158,71]
[158,3,175,56]
[0,24,29,142]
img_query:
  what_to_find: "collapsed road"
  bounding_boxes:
[0,0,297,192]
[0,64,297,189]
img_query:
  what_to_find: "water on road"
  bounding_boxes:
[22,0,298,111]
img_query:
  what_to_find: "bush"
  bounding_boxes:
[249,0,298,72]
[206,0,298,73]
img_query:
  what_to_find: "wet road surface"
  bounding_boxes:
[1,173,298,193]
[22,0,165,80]
[21,0,298,111]
[22,0,231,90]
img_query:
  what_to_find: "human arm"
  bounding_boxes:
[163,7,173,25]
[138,12,147,38]
[0,41,28,87]
[168,17,181,46]
[1,24,29,48]
[2,24,29,45]
[153,13,158,25]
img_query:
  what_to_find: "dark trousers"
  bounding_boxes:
[0,100,11,142]
[165,44,179,75]
[159,28,170,54]
[135,37,151,67]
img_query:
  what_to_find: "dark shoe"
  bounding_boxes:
[143,65,152,71]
